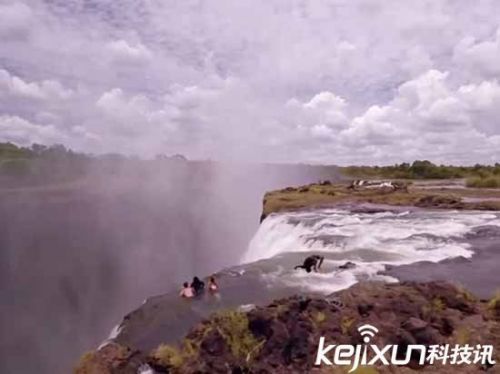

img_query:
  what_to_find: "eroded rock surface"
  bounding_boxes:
[75,281,500,373]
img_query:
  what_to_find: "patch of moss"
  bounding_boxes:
[152,344,185,368]
[488,292,500,319]
[310,311,327,329]
[73,351,103,374]
[152,339,199,369]
[211,310,264,363]
[456,286,477,303]
[488,292,500,310]
[274,304,289,316]
[431,298,445,312]
[341,316,355,335]
[454,327,471,345]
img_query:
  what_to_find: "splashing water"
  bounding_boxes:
[241,208,500,294]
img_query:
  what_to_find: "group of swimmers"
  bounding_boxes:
[180,255,347,298]
[179,276,219,298]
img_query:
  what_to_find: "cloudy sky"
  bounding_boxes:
[0,0,499,164]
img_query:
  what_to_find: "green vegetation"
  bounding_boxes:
[340,315,355,335]
[262,179,500,219]
[73,351,97,374]
[0,142,90,187]
[454,327,471,345]
[211,310,264,362]
[151,338,199,369]
[150,310,263,370]
[466,174,500,188]
[431,297,445,312]
[310,310,327,329]
[488,292,500,318]
[342,160,500,181]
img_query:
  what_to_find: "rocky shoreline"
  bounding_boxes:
[261,181,500,221]
[75,281,499,373]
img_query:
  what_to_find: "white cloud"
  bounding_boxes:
[336,70,500,163]
[1,0,500,164]
[106,40,153,64]
[454,28,500,78]
[0,69,72,101]
[0,115,66,146]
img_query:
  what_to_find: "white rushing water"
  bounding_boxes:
[241,208,500,294]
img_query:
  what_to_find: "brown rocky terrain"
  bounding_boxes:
[260,181,500,221]
[75,281,500,373]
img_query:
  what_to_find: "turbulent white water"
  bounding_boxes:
[241,208,500,294]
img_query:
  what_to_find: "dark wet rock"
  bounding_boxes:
[465,225,500,239]
[402,317,428,332]
[74,342,146,374]
[76,281,500,373]
[357,302,374,317]
[338,261,356,270]
[349,206,393,214]
[415,195,463,208]
[200,329,226,356]
[318,180,332,186]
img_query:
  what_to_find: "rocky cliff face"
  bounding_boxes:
[75,281,499,373]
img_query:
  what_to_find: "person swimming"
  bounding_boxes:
[294,255,324,273]
[191,276,205,295]
[179,282,194,298]
[208,276,219,293]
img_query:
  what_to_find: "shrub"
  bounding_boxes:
[488,292,500,319]
[455,327,471,345]
[73,351,102,374]
[466,175,500,188]
[212,310,264,362]
[152,344,185,368]
[310,311,327,328]
[431,298,445,312]
[340,316,355,335]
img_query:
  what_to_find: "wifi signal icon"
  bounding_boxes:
[358,324,379,343]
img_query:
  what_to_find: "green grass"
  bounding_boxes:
[211,310,264,362]
[340,316,355,335]
[152,338,199,369]
[488,292,500,312]
[466,175,500,188]
[73,351,97,374]
[152,344,187,368]
[151,310,264,369]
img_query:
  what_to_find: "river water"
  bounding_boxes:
[113,205,500,351]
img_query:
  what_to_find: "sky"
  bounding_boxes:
[0,0,499,165]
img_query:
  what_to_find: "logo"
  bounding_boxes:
[315,324,496,373]
[358,324,378,343]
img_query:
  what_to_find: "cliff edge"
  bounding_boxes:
[75,281,499,373]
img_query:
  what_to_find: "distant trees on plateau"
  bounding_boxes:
[0,142,192,188]
[0,142,90,186]
[342,160,500,188]
[1,142,499,188]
